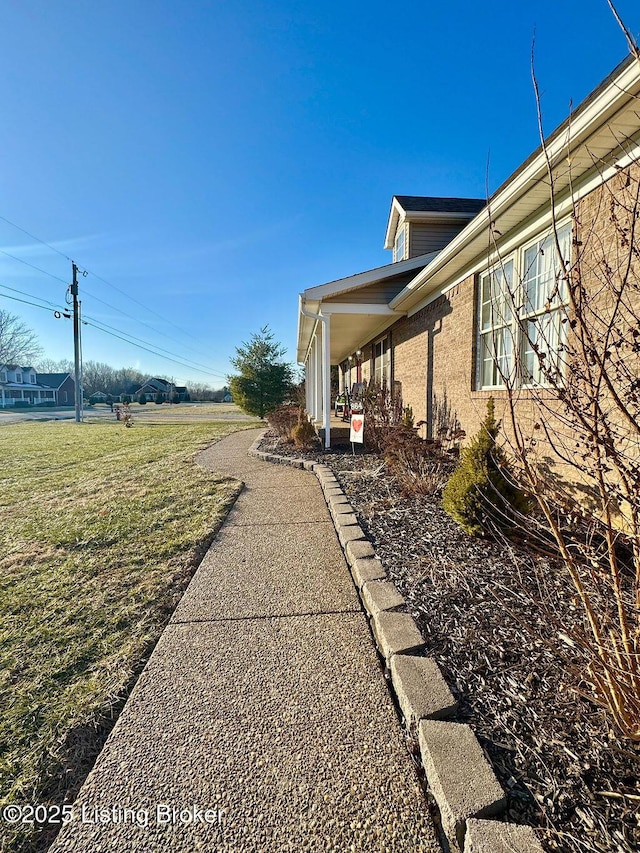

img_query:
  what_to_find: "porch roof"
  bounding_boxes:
[297,252,436,363]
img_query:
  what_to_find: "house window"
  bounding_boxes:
[0,372,6,383]
[30,373,36,384]
[478,260,514,388]
[394,226,406,262]
[16,373,22,383]
[477,223,571,389]
[520,224,571,384]
[373,336,391,386]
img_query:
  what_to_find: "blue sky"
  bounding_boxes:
[1,0,639,387]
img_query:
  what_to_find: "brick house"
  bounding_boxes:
[298,54,640,449]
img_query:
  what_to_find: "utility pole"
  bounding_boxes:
[71,262,83,423]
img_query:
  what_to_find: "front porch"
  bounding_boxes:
[317,415,351,447]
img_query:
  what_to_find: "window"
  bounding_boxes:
[477,223,571,389]
[16,373,22,383]
[520,224,571,384]
[394,226,406,262]
[30,373,36,384]
[373,336,391,386]
[478,260,514,388]
[0,372,6,383]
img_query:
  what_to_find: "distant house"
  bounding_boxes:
[0,365,60,408]
[36,373,76,407]
[222,392,233,403]
[134,378,189,402]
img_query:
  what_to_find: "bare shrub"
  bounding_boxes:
[487,34,640,739]
[384,428,451,496]
[266,404,299,442]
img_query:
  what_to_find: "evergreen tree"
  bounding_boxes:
[442,398,529,536]
[228,326,293,418]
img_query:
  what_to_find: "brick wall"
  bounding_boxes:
[384,162,640,481]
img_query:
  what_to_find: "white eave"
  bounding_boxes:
[390,53,640,315]
[297,252,436,363]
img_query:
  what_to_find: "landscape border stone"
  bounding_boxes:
[371,610,426,662]
[350,557,385,588]
[390,655,458,729]
[360,580,404,617]
[464,818,544,853]
[419,720,507,850]
[249,433,541,852]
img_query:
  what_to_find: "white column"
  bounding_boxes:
[305,357,311,415]
[322,314,331,448]
[314,330,322,423]
[309,336,316,421]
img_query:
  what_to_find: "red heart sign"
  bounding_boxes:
[352,419,363,432]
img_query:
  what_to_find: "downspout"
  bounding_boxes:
[299,296,331,449]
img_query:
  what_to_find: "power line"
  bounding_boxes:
[0,214,72,262]
[0,282,67,311]
[81,318,226,381]
[0,281,228,381]
[80,314,227,378]
[0,246,68,284]
[0,245,218,364]
[0,213,220,364]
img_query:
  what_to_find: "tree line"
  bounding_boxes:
[0,308,229,401]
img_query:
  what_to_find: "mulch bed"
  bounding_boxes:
[259,431,640,853]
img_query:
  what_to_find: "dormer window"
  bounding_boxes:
[394,225,406,262]
[30,373,35,384]
[0,371,6,383]
[16,372,22,383]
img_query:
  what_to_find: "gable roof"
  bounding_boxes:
[297,252,437,362]
[384,196,485,249]
[37,373,73,389]
[394,196,486,214]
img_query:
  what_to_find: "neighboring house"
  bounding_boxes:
[135,378,189,402]
[36,373,76,407]
[298,53,640,448]
[0,366,59,408]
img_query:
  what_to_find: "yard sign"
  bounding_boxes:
[350,413,364,444]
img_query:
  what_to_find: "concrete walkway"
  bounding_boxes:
[50,429,438,852]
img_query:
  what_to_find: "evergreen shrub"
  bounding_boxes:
[442,398,529,536]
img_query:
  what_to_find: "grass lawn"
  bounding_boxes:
[0,418,259,852]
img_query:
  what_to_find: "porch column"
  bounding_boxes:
[313,330,322,424]
[305,356,312,415]
[321,313,331,448]
[309,335,316,421]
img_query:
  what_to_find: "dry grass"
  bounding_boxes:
[0,417,258,852]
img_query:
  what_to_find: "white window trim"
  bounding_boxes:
[373,335,391,387]
[394,225,406,262]
[477,220,572,391]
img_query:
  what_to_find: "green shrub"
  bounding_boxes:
[154,392,164,404]
[442,398,529,536]
[137,393,147,405]
[121,394,132,404]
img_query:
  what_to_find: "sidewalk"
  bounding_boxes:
[50,428,438,852]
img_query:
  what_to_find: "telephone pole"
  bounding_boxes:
[71,262,83,423]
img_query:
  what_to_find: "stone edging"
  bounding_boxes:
[249,434,544,853]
